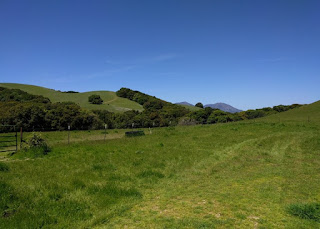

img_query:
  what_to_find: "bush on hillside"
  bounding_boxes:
[62,91,79,93]
[178,117,197,126]
[88,95,103,104]
[24,132,50,155]
[0,87,50,103]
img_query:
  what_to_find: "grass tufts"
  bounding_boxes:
[137,170,165,178]
[0,162,9,172]
[0,181,19,218]
[88,184,142,199]
[287,203,320,222]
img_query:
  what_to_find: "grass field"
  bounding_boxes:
[0,83,143,112]
[261,100,320,123]
[1,101,320,228]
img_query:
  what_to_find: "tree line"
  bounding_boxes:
[0,87,302,131]
[184,104,302,125]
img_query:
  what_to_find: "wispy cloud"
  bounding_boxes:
[104,60,119,65]
[86,65,137,79]
[85,53,180,79]
[256,57,286,63]
[45,77,75,83]
[151,53,179,62]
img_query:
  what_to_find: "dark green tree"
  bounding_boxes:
[195,102,204,108]
[88,95,103,104]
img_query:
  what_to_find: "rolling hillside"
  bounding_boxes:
[261,100,320,123]
[0,83,143,113]
[1,100,320,228]
[1,97,320,227]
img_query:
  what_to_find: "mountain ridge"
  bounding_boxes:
[175,101,195,106]
[176,101,242,113]
[204,102,242,113]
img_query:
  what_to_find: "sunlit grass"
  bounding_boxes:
[1,100,320,228]
[0,83,143,112]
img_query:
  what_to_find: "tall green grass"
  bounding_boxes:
[287,203,320,222]
[0,100,320,228]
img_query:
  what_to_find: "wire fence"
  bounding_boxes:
[0,125,18,154]
[0,125,151,154]
[0,116,317,154]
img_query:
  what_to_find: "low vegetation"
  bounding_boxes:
[0,162,9,171]
[187,104,302,124]
[0,85,303,132]
[0,83,318,227]
[0,100,319,227]
[0,87,50,103]
[88,94,103,104]
[195,102,204,108]
[0,83,143,112]
[287,203,320,222]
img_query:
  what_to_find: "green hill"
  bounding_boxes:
[0,83,143,113]
[261,100,320,123]
[1,98,320,227]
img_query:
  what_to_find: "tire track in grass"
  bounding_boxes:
[110,132,316,228]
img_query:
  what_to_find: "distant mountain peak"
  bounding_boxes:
[204,103,242,113]
[175,101,194,106]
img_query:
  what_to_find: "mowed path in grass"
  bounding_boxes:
[0,83,143,112]
[112,128,320,228]
[1,101,320,228]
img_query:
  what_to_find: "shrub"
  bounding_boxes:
[62,91,79,93]
[24,132,50,155]
[195,102,204,108]
[88,95,103,104]
[287,203,320,222]
[0,181,19,217]
[178,117,197,126]
[0,162,9,172]
[125,131,145,137]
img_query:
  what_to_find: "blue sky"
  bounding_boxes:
[0,0,319,110]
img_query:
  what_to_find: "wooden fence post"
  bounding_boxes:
[68,125,70,144]
[20,127,23,149]
[15,128,17,152]
[104,124,107,141]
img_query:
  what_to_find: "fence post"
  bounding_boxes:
[15,127,17,152]
[20,127,23,149]
[104,124,107,141]
[68,125,70,144]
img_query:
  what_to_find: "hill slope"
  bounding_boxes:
[1,101,320,227]
[261,100,320,123]
[0,83,143,112]
[175,102,201,111]
[205,102,242,113]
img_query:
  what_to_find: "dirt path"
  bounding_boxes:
[104,96,118,104]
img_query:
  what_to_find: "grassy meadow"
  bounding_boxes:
[0,83,143,112]
[1,101,320,228]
